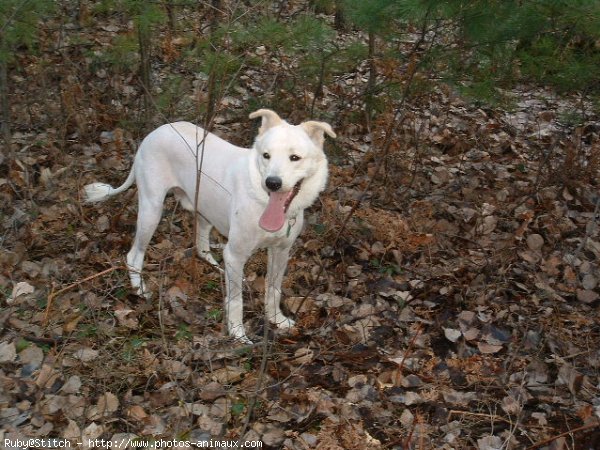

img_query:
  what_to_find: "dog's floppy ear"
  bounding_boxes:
[249,109,283,136]
[300,121,336,147]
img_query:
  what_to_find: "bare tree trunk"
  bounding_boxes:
[206,67,217,126]
[164,0,175,31]
[138,26,152,120]
[0,55,11,162]
[204,0,222,126]
[310,50,327,117]
[210,0,221,31]
[366,31,377,118]
[334,0,346,31]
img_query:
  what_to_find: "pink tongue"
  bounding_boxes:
[259,191,289,232]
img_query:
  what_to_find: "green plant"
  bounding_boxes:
[0,284,10,301]
[231,401,246,416]
[0,0,54,154]
[100,33,139,73]
[93,0,165,116]
[341,0,600,113]
[175,324,192,341]
[122,335,146,362]
[77,324,99,339]
[15,338,31,353]
[370,258,401,276]
[155,74,186,117]
[206,308,222,321]
[204,280,219,291]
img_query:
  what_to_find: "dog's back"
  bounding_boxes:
[136,122,248,236]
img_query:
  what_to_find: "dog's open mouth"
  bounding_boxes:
[259,180,302,232]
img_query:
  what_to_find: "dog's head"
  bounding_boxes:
[249,109,335,232]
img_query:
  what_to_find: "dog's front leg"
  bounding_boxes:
[266,246,295,330]
[223,243,252,343]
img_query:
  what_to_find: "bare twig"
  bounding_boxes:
[525,421,600,450]
[448,409,514,426]
[44,266,124,324]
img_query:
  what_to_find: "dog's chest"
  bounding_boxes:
[257,217,302,249]
[258,229,293,248]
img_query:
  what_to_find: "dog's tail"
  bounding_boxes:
[83,164,136,203]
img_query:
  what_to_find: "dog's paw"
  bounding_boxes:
[231,332,253,345]
[228,324,253,344]
[199,250,220,269]
[274,317,296,330]
[135,285,152,299]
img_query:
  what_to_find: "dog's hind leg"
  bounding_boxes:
[266,246,295,330]
[126,190,167,298]
[195,214,220,268]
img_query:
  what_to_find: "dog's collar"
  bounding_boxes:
[286,216,297,238]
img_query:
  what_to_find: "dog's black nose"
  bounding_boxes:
[265,176,282,192]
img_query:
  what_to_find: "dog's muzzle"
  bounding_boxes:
[259,179,303,232]
[265,176,282,192]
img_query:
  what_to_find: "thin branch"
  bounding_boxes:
[525,421,600,450]
[44,266,124,324]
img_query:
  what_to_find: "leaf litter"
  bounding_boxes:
[1,6,600,450]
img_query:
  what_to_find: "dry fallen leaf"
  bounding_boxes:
[8,281,35,305]
[114,306,139,329]
[0,341,17,363]
[81,423,104,448]
[576,289,599,304]
[557,363,584,395]
[211,366,245,384]
[127,405,148,422]
[526,233,544,251]
[60,375,82,394]
[477,435,503,450]
[72,347,99,362]
[477,342,503,354]
[444,327,462,342]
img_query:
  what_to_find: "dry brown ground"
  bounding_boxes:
[1,4,600,449]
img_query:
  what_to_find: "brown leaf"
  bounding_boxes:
[60,375,82,394]
[162,359,191,379]
[199,382,226,402]
[63,314,84,333]
[63,419,81,441]
[476,215,497,235]
[18,344,44,368]
[72,347,99,362]
[211,366,245,384]
[141,414,165,435]
[127,405,148,422]
[81,423,104,443]
[98,392,119,415]
[477,342,503,354]
[35,363,61,389]
[526,233,544,251]
[444,327,462,342]
[114,305,139,329]
[557,363,584,395]
[576,289,599,304]
[7,282,35,305]
[0,341,17,363]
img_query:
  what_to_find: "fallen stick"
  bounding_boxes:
[44,266,123,324]
[448,409,513,426]
[526,421,600,450]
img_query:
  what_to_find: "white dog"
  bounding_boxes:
[84,109,335,343]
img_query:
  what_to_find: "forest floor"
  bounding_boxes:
[1,5,600,450]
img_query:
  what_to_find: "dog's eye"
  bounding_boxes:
[290,154,301,162]
[263,152,270,159]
